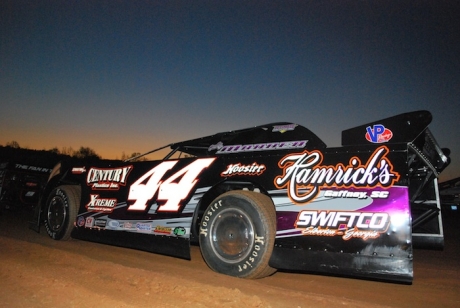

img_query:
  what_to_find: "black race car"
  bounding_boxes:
[0,162,51,210]
[30,110,450,284]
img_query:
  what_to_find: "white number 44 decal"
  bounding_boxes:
[128,158,215,212]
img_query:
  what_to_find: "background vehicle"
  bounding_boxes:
[31,110,450,284]
[439,177,460,213]
[0,162,51,211]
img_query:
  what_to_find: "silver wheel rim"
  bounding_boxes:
[210,208,254,263]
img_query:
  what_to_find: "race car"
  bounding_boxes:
[0,162,51,210]
[30,110,450,284]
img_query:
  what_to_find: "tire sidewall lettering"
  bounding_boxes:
[237,240,265,274]
[199,199,223,237]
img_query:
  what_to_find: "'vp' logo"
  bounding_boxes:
[365,125,393,143]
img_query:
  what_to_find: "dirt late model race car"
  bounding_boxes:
[0,162,51,210]
[30,110,450,284]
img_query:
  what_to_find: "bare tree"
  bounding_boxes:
[121,152,147,162]
[6,141,20,148]
[61,146,75,156]
[73,146,101,160]
[49,147,60,154]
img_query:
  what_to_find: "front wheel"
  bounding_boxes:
[199,190,277,278]
[44,185,81,240]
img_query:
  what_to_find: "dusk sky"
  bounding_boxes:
[1,1,459,181]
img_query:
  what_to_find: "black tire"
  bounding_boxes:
[44,185,81,240]
[199,190,277,278]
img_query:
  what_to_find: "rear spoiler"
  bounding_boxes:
[342,110,450,249]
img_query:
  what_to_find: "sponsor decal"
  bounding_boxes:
[208,140,308,154]
[123,222,133,229]
[295,210,390,240]
[221,162,266,177]
[85,217,95,228]
[275,146,399,204]
[77,216,85,227]
[87,166,133,190]
[365,125,393,143]
[153,226,172,235]
[94,219,107,228]
[15,164,52,173]
[174,227,186,236]
[272,124,297,133]
[136,222,152,233]
[108,220,120,228]
[72,167,86,174]
[86,194,117,212]
[324,189,389,200]
[208,141,223,152]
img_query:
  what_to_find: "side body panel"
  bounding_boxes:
[69,158,222,259]
[267,145,412,283]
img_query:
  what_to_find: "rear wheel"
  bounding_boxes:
[199,190,277,278]
[44,185,81,240]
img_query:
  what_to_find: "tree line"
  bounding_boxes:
[3,141,101,160]
[1,141,148,167]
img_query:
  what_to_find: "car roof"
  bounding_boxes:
[170,122,327,157]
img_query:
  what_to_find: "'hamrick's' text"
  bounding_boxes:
[274,146,399,203]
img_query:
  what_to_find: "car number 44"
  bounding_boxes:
[127,158,215,212]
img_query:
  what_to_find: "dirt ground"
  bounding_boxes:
[0,207,459,308]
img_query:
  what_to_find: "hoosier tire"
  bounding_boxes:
[44,185,81,240]
[199,190,277,279]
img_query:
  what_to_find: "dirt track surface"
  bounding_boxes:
[1,208,459,308]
